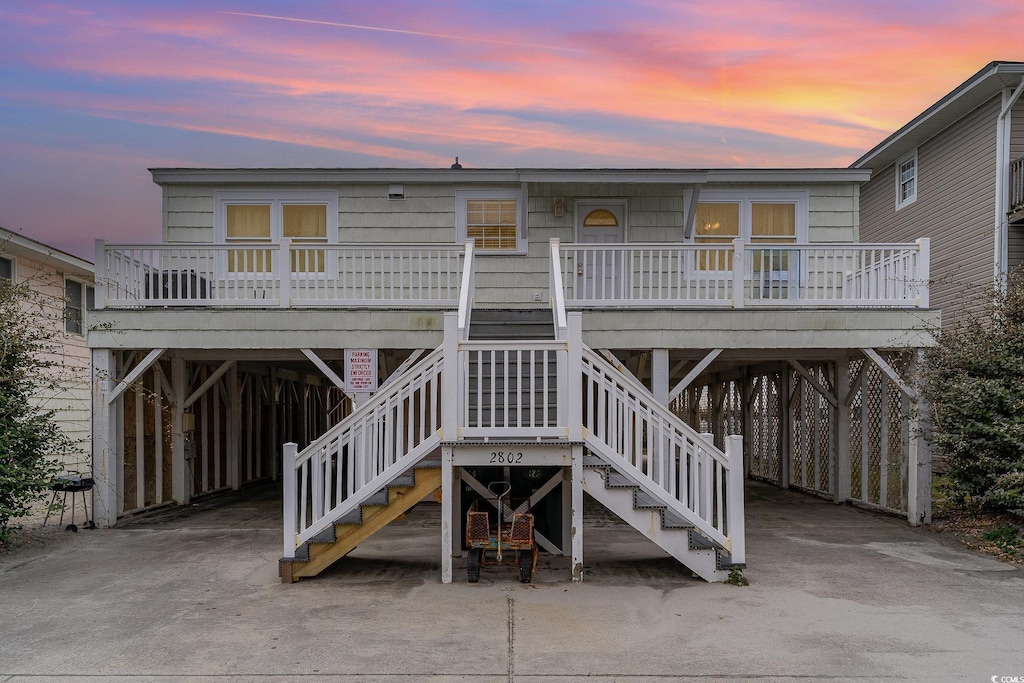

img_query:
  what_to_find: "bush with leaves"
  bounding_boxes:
[921,268,1024,512]
[1,278,69,546]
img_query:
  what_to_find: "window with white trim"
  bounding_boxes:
[215,191,338,273]
[692,192,807,271]
[896,149,918,210]
[65,278,94,335]
[0,256,12,283]
[456,189,525,253]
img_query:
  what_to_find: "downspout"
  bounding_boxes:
[994,76,1024,289]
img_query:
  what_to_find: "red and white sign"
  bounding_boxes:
[345,349,378,393]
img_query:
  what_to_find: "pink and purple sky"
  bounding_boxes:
[2,0,1023,260]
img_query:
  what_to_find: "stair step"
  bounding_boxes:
[469,309,555,340]
[582,454,732,582]
[335,509,363,525]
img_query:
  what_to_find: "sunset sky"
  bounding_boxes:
[2,0,1023,260]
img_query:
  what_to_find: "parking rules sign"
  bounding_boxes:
[345,349,377,392]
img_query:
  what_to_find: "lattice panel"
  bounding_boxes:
[749,373,782,484]
[789,364,835,496]
[848,354,909,513]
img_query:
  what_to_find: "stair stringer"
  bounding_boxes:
[585,448,737,581]
[281,454,442,581]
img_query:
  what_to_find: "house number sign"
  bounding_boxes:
[452,445,573,467]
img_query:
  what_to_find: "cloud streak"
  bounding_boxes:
[222,11,584,53]
[1,0,1023,258]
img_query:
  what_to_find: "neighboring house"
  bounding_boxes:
[89,167,937,583]
[854,61,1024,324]
[1,226,95,473]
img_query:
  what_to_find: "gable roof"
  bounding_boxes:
[853,61,1024,172]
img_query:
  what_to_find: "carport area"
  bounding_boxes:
[1,481,1021,681]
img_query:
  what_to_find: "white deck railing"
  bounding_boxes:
[95,240,467,309]
[284,310,743,563]
[283,347,444,554]
[1010,156,1024,215]
[97,238,929,311]
[557,238,930,308]
[580,346,742,557]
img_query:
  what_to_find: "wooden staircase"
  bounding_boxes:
[280,457,441,582]
[581,455,743,583]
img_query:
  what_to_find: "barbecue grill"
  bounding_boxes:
[43,475,96,532]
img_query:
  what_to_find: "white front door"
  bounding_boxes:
[576,202,626,299]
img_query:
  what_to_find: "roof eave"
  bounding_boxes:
[853,61,1024,171]
[150,167,868,186]
[0,227,95,272]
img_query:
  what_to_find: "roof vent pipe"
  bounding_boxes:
[450,157,463,169]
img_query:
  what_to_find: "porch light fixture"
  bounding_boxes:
[553,197,564,217]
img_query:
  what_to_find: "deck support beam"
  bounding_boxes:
[571,444,584,582]
[170,355,189,503]
[835,356,852,504]
[652,348,669,405]
[669,349,724,402]
[441,444,454,584]
[91,349,119,527]
[907,349,932,525]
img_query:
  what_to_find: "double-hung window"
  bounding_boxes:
[895,149,918,210]
[0,256,12,284]
[216,191,338,275]
[456,189,525,254]
[693,192,807,273]
[65,278,95,335]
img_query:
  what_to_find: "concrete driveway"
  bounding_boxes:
[1,482,1021,682]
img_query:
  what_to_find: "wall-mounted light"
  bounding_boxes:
[553,197,564,217]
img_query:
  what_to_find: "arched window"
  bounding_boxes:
[583,209,619,227]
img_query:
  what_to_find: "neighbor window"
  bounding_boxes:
[692,193,805,271]
[0,256,12,283]
[456,190,524,253]
[216,191,337,273]
[896,149,918,210]
[65,279,94,335]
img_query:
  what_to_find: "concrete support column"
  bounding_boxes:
[91,349,119,527]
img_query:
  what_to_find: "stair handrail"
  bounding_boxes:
[580,345,741,551]
[283,346,444,556]
[549,239,569,340]
[456,240,475,339]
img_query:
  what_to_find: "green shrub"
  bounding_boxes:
[921,269,1024,513]
[0,279,69,545]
